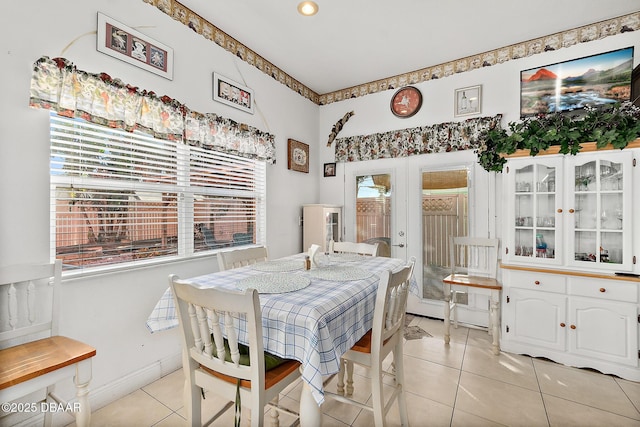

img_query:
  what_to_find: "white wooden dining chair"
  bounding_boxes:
[0,260,96,427]
[329,240,379,256]
[443,236,502,355]
[170,275,301,427]
[217,246,268,271]
[325,257,415,427]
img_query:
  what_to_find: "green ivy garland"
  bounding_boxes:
[476,101,640,172]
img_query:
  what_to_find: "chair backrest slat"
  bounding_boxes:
[225,312,241,366]
[170,274,264,381]
[218,246,268,271]
[449,236,499,278]
[374,257,415,345]
[210,309,226,361]
[196,305,213,356]
[329,240,379,256]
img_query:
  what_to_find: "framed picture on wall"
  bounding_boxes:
[520,47,633,117]
[213,72,255,114]
[324,162,336,177]
[96,12,174,80]
[287,139,309,173]
[454,85,482,117]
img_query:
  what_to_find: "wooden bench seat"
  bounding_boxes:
[0,261,96,427]
[0,336,96,390]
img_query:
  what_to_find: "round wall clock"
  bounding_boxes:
[390,86,422,118]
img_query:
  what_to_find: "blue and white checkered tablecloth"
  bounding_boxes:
[146,254,416,405]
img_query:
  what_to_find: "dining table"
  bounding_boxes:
[146,252,417,426]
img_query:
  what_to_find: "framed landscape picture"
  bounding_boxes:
[520,47,634,117]
[97,12,173,80]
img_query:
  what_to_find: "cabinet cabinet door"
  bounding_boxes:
[303,205,342,252]
[506,289,567,351]
[568,297,638,366]
[566,151,633,271]
[504,156,563,265]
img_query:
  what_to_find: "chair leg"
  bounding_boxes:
[337,358,345,395]
[185,380,201,426]
[443,283,451,345]
[269,395,280,427]
[490,292,501,355]
[452,292,459,329]
[371,362,386,427]
[345,360,354,397]
[394,344,409,427]
[250,396,264,427]
[183,351,201,426]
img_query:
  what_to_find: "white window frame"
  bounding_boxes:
[50,114,266,274]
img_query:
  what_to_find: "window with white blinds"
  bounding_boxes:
[50,114,266,272]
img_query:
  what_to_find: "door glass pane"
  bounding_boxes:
[355,174,391,256]
[421,169,468,301]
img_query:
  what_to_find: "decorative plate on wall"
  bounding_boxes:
[288,139,309,173]
[390,86,422,118]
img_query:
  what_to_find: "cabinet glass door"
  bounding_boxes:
[511,157,561,264]
[568,151,632,271]
[325,211,340,250]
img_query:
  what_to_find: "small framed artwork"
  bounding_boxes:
[97,12,173,80]
[213,72,255,114]
[454,85,482,117]
[324,162,336,177]
[287,139,309,173]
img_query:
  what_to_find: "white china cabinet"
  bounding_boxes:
[504,149,633,270]
[501,141,640,381]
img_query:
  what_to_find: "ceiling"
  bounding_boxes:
[176,1,640,95]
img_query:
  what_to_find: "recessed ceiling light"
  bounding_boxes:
[297,1,319,16]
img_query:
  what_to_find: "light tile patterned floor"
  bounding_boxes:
[80,316,640,426]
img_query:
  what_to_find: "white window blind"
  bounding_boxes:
[50,114,266,272]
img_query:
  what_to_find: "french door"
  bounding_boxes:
[342,151,492,321]
[343,159,408,260]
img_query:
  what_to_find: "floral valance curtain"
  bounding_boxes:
[29,56,276,163]
[334,115,502,162]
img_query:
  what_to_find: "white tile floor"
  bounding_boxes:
[81,316,640,426]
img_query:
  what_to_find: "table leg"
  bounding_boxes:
[443,283,451,345]
[299,380,322,427]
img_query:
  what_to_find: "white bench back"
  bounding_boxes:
[0,260,62,349]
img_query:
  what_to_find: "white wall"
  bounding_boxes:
[317,31,640,239]
[1,0,639,417]
[0,0,318,416]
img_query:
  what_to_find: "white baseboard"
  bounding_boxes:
[3,353,183,427]
[90,352,182,411]
[47,352,182,427]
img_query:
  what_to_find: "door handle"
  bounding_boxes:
[392,243,405,248]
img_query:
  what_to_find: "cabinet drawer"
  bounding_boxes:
[505,270,566,293]
[568,277,638,303]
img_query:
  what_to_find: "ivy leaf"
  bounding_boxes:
[477,102,640,173]
[599,129,619,148]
